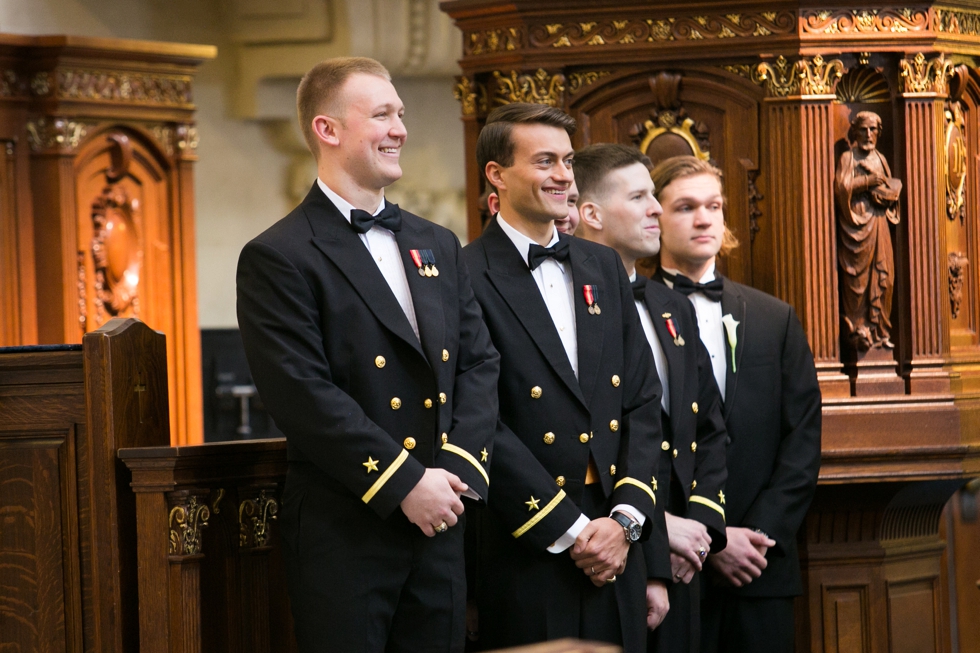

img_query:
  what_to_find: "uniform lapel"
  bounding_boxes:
[481,220,587,407]
[719,275,746,419]
[569,240,603,405]
[644,283,686,419]
[395,216,444,370]
[304,185,426,362]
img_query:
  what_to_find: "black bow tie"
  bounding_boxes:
[662,270,724,302]
[349,203,402,234]
[527,238,570,271]
[631,275,648,302]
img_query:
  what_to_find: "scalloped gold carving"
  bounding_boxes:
[493,69,565,107]
[900,52,953,95]
[168,494,210,556]
[797,55,845,96]
[567,71,612,94]
[751,56,799,97]
[239,489,279,549]
[837,68,891,103]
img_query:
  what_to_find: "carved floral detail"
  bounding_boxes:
[948,252,969,319]
[465,26,523,55]
[900,52,953,95]
[797,55,845,96]
[751,56,799,97]
[493,69,565,107]
[31,72,51,96]
[722,64,753,80]
[801,8,930,34]
[453,76,481,116]
[239,489,279,549]
[0,70,24,97]
[567,71,612,94]
[935,8,980,36]
[946,102,967,222]
[168,494,210,556]
[57,69,193,106]
[26,118,90,152]
[149,124,175,157]
[176,124,199,151]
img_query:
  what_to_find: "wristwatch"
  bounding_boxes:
[610,511,642,544]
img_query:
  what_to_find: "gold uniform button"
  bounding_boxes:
[691,442,698,453]
[609,419,619,432]
[424,399,433,409]
[439,392,447,404]
[543,432,556,445]
[611,375,621,387]
[391,397,402,410]
[441,433,448,444]
[692,402,699,414]
[579,433,590,444]
[691,480,697,490]
[662,441,670,451]
[375,356,386,368]
[556,475,566,487]
[404,437,416,450]
[530,386,543,399]
[442,349,449,362]
[673,449,678,458]
[610,465,617,475]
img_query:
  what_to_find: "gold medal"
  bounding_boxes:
[593,305,601,315]
[431,266,439,277]
[588,305,595,315]
[424,266,433,277]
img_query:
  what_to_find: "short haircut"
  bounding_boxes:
[650,155,739,256]
[296,57,391,157]
[573,143,652,203]
[476,103,576,176]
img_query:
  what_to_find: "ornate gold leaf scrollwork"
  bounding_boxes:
[0,70,24,97]
[492,69,565,108]
[900,53,953,95]
[465,26,523,55]
[57,69,193,106]
[567,71,612,94]
[239,489,279,549]
[946,102,967,222]
[751,56,799,98]
[935,8,980,36]
[801,8,929,34]
[176,125,199,151]
[797,55,845,96]
[453,76,488,116]
[948,252,969,319]
[168,494,210,556]
[26,118,90,152]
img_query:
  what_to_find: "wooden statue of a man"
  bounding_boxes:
[834,111,902,351]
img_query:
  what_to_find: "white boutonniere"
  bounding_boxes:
[721,314,739,373]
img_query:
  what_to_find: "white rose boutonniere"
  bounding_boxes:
[721,314,739,373]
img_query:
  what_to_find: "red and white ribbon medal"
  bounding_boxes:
[583,285,601,315]
[665,316,685,346]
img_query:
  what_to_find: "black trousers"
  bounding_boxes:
[281,476,466,653]
[648,571,700,653]
[700,589,794,653]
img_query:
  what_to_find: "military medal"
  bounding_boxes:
[583,285,601,315]
[409,249,426,276]
[422,249,439,277]
[665,316,685,346]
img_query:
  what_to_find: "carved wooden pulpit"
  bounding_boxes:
[440,2,980,652]
[0,35,215,445]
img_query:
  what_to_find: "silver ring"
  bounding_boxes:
[435,521,448,533]
[698,547,707,558]
[590,566,596,576]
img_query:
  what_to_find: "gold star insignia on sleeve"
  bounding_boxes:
[480,448,489,463]
[651,477,658,492]
[363,457,380,473]
[718,490,726,505]
[525,496,540,511]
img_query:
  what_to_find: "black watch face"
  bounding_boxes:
[627,522,642,542]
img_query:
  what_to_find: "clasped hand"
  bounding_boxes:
[665,512,711,584]
[570,517,630,587]
[707,526,775,587]
[400,468,467,536]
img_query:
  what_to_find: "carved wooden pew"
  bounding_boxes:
[0,317,169,653]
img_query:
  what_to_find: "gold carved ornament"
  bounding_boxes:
[239,489,279,549]
[900,52,953,95]
[801,8,929,34]
[452,76,487,116]
[751,55,844,98]
[169,495,211,556]
[935,8,980,37]
[751,56,799,97]
[26,118,90,152]
[567,71,612,95]
[836,67,891,104]
[635,113,710,162]
[946,102,967,222]
[948,252,969,320]
[492,69,565,108]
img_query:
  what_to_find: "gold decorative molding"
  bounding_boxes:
[168,494,210,556]
[493,69,565,107]
[210,488,225,515]
[55,69,194,107]
[945,102,967,221]
[31,72,51,96]
[466,26,523,55]
[797,55,845,96]
[0,70,24,97]
[801,8,930,34]
[567,71,612,94]
[751,56,799,98]
[238,489,279,549]
[934,8,980,36]
[948,252,969,319]
[900,52,953,95]
[148,124,175,157]
[26,117,91,152]
[176,124,199,151]
[453,75,487,116]
[721,64,753,80]
[837,67,891,103]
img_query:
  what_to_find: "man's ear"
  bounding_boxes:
[485,162,506,192]
[579,201,602,231]
[312,115,341,148]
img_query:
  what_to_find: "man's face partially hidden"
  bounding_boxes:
[557,180,581,235]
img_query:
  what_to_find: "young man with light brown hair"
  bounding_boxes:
[237,56,499,652]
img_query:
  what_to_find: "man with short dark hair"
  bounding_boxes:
[650,155,821,653]
[574,143,729,653]
[237,56,499,652]
[462,104,670,652]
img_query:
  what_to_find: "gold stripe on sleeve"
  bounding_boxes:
[362,449,410,504]
[441,443,490,486]
[613,477,657,505]
[689,495,726,520]
[512,490,567,538]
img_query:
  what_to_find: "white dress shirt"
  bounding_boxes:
[632,273,670,414]
[662,263,726,399]
[317,178,419,341]
[497,214,644,553]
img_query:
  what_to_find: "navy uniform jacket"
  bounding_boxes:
[237,183,499,523]
[656,272,821,597]
[637,277,729,582]
[463,220,670,641]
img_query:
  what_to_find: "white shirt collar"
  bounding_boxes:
[316,178,386,222]
[661,260,716,287]
[496,213,560,269]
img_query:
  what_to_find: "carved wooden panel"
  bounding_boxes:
[822,586,870,653]
[888,579,941,653]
